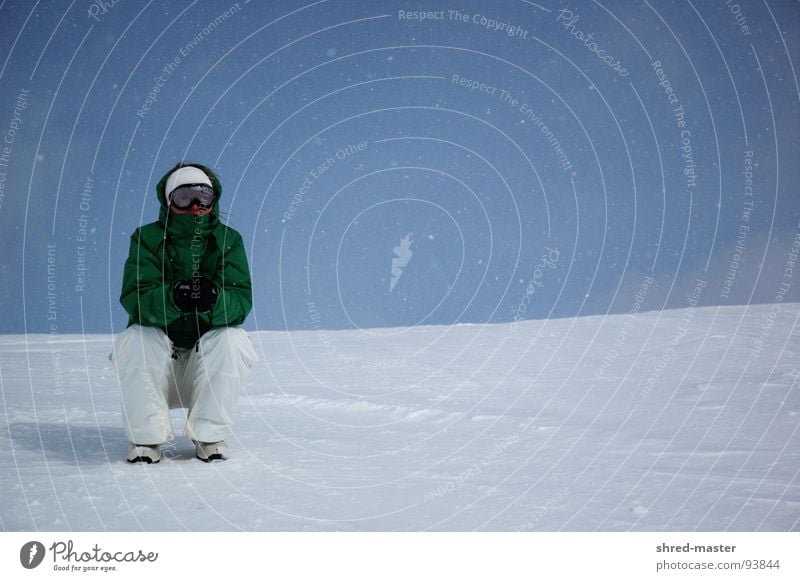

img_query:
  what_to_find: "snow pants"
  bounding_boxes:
[112,325,258,445]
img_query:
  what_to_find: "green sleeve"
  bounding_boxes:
[210,230,253,326]
[119,228,183,327]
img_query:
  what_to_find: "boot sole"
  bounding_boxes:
[127,456,160,464]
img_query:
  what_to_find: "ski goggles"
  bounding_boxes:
[168,184,217,209]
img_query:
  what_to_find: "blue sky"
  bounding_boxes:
[0,0,798,334]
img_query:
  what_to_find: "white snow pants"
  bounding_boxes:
[112,325,258,445]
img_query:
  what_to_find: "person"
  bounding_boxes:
[113,163,257,463]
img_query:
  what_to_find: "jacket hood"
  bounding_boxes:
[155,163,223,225]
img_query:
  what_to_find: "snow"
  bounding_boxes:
[1,303,798,531]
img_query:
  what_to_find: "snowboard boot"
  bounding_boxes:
[127,443,161,464]
[194,440,226,462]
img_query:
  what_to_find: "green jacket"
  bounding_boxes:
[120,164,252,348]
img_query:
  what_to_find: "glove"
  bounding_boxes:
[173,277,219,312]
[173,280,194,312]
[194,276,219,312]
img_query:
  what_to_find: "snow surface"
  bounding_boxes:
[1,304,799,531]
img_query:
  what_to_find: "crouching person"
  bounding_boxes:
[113,163,257,463]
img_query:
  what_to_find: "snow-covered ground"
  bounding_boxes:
[1,304,798,531]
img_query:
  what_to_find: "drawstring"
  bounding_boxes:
[195,307,213,353]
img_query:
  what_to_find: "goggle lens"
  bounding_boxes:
[169,184,216,209]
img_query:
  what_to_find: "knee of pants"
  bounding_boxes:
[197,327,258,369]
[113,324,172,366]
